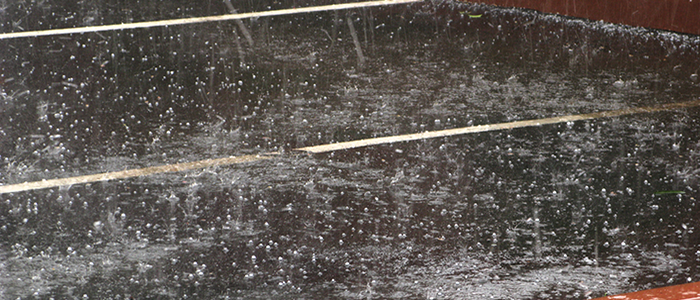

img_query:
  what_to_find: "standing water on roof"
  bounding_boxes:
[1,0,700,299]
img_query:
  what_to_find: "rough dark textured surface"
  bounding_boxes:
[1,1,700,299]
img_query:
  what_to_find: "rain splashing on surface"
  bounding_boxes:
[1,0,700,299]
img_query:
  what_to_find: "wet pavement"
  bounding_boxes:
[1,0,700,299]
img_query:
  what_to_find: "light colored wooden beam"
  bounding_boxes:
[2,99,699,194]
[0,0,421,40]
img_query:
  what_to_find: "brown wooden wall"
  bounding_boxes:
[463,0,700,36]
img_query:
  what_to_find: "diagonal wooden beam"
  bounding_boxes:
[297,99,700,153]
[0,0,421,40]
[1,99,699,194]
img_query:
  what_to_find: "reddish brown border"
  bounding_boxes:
[592,281,700,300]
[461,0,700,36]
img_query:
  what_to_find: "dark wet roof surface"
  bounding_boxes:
[1,1,700,299]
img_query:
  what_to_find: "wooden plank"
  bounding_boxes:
[592,281,700,300]
[0,0,421,40]
[2,99,699,194]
